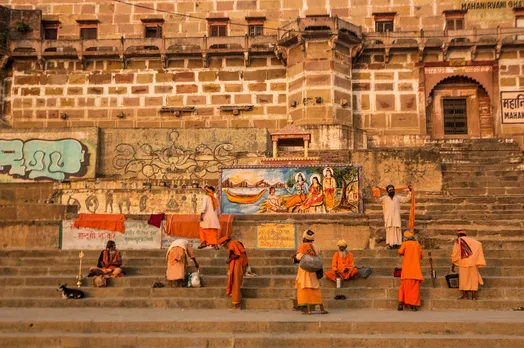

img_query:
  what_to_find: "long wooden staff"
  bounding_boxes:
[428,252,436,287]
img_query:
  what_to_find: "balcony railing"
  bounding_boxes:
[8,35,278,59]
[278,16,362,41]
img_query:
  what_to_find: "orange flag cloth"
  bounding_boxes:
[165,214,235,238]
[73,214,126,233]
[375,186,416,231]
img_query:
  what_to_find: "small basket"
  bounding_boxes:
[445,273,459,288]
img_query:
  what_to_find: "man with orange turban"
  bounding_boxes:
[219,236,248,310]
[398,231,423,311]
[451,230,486,300]
[325,240,358,282]
[198,186,221,250]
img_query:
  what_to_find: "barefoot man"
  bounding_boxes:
[198,186,220,250]
[451,230,486,300]
[325,239,358,282]
[376,185,413,249]
[219,236,248,310]
[398,231,423,311]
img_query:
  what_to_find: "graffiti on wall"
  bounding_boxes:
[0,138,88,180]
[58,189,203,215]
[220,165,362,215]
[112,130,237,180]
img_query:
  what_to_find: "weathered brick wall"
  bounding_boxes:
[6,57,288,129]
[352,52,421,137]
[0,0,518,34]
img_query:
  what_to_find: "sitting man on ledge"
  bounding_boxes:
[89,240,124,278]
[325,239,358,282]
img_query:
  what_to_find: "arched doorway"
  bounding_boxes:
[426,76,493,139]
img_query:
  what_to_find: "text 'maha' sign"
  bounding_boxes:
[257,223,296,250]
[501,91,524,124]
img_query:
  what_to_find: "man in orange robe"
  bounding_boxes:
[219,236,248,310]
[88,240,124,278]
[451,230,486,300]
[398,231,423,311]
[325,239,358,282]
[198,186,220,250]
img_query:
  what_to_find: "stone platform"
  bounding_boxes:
[0,308,523,347]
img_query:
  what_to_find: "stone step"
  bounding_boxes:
[1,275,523,289]
[1,286,523,300]
[2,331,523,348]
[0,204,76,221]
[1,265,522,277]
[2,256,522,267]
[0,296,521,311]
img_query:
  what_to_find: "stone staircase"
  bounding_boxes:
[0,248,522,311]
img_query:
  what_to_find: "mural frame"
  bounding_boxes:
[219,164,363,215]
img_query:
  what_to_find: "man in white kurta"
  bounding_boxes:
[378,185,412,248]
[198,186,221,249]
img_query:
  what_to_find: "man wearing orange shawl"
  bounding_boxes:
[219,236,248,310]
[88,240,124,278]
[451,230,486,300]
[293,230,328,315]
[398,231,423,311]
[198,186,221,250]
[325,239,358,282]
[376,185,413,248]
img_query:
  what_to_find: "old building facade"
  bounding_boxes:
[0,0,521,148]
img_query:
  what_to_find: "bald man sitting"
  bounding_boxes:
[325,240,358,282]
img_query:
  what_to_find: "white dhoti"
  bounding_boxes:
[386,227,402,246]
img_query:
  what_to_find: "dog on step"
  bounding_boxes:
[57,284,84,299]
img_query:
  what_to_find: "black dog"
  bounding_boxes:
[57,284,84,299]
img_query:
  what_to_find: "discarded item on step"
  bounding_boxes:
[334,294,346,300]
[93,275,107,288]
[445,273,459,288]
[73,214,126,233]
[513,306,524,311]
[393,267,402,277]
[356,266,373,279]
[244,265,258,277]
[336,277,343,288]
[187,270,201,288]
[57,283,84,299]
[152,281,164,288]
[147,213,165,228]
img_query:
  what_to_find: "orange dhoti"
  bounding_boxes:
[459,266,483,291]
[199,228,218,246]
[226,240,248,305]
[398,279,421,306]
[325,268,358,281]
[296,268,323,306]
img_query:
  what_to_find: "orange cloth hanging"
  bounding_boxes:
[73,214,126,233]
[375,186,415,231]
[165,214,235,238]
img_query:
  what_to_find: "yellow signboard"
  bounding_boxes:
[455,1,524,21]
[257,223,296,250]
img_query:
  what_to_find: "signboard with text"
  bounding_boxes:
[501,91,524,124]
[257,223,296,250]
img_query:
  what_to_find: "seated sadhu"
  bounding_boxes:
[325,239,358,282]
[88,240,124,278]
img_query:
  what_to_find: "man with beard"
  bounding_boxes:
[451,230,486,300]
[325,239,358,282]
[377,184,412,249]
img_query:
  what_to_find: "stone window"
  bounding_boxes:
[373,12,396,33]
[444,10,466,31]
[208,18,229,37]
[141,19,164,39]
[246,17,265,36]
[42,20,59,40]
[443,98,468,135]
[515,7,524,40]
[77,20,99,40]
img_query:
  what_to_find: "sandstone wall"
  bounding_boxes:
[0,0,519,34]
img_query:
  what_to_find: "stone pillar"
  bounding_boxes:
[272,140,278,158]
[304,139,309,157]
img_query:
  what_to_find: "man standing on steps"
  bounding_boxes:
[219,236,249,310]
[451,230,486,300]
[198,186,221,250]
[376,185,413,249]
[398,231,424,311]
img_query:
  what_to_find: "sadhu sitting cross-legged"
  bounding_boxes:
[88,240,125,278]
[325,239,358,282]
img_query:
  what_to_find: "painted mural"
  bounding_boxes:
[0,138,88,181]
[220,165,361,215]
[112,130,238,180]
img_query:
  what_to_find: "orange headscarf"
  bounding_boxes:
[206,187,218,211]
